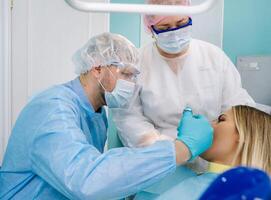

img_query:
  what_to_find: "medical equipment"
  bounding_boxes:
[65,0,216,15]
[184,107,192,112]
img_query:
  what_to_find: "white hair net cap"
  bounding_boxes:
[73,32,140,75]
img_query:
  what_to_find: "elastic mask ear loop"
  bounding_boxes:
[97,66,118,92]
[106,67,118,82]
[151,30,161,50]
[151,28,158,41]
[97,79,107,92]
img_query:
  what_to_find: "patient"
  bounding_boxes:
[201,105,271,173]
[135,105,271,200]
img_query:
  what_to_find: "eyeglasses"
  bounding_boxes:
[152,17,192,35]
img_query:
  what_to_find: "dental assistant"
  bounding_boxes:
[0,33,214,200]
[112,0,254,148]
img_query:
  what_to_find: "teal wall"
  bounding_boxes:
[110,0,144,47]
[110,0,271,63]
[223,0,271,63]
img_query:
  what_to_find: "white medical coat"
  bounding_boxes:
[112,39,254,147]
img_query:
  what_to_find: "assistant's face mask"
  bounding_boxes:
[152,18,192,54]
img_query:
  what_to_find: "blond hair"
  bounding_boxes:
[232,105,271,174]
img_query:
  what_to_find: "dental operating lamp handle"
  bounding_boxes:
[65,0,216,15]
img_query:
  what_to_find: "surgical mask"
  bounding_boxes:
[153,20,192,54]
[104,79,135,108]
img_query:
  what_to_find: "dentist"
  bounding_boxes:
[0,33,213,200]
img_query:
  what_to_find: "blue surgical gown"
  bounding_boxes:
[0,78,176,200]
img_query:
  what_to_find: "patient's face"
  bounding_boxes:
[201,109,239,164]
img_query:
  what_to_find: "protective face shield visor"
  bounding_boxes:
[107,61,140,83]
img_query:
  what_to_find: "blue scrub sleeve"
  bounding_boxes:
[29,103,176,200]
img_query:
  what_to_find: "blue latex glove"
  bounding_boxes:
[177,107,214,160]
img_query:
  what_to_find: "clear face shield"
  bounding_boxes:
[107,62,140,83]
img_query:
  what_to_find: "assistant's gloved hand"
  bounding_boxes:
[177,107,214,161]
